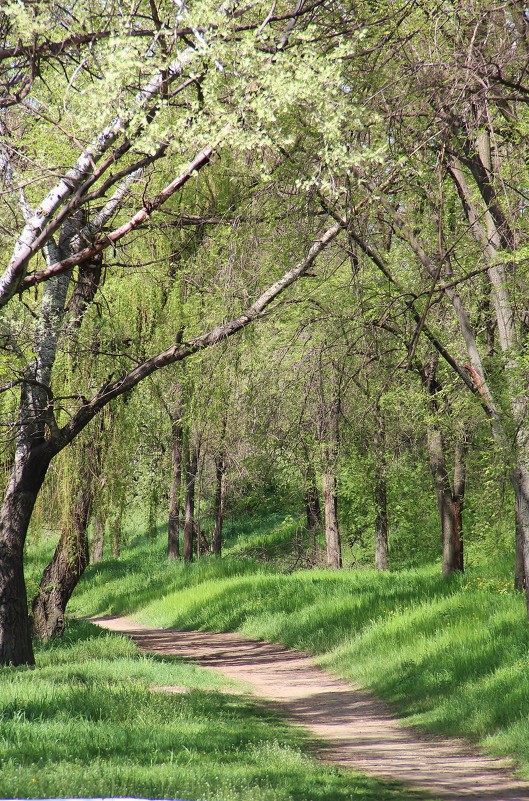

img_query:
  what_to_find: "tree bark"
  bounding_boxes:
[426,428,461,576]
[515,497,526,592]
[512,464,529,617]
[453,438,467,573]
[0,237,71,663]
[91,514,105,564]
[213,452,226,557]
[183,442,198,563]
[374,467,389,571]
[319,369,342,569]
[32,505,90,639]
[167,393,184,559]
[111,511,122,558]
[0,445,52,664]
[32,438,99,639]
[303,450,321,534]
[373,412,389,570]
[323,472,342,568]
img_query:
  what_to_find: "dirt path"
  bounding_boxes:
[92,616,529,801]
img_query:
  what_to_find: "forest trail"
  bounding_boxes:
[92,616,529,801]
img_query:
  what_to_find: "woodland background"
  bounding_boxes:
[2,0,529,667]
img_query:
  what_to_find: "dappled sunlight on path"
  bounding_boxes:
[92,616,529,801]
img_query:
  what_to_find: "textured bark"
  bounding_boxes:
[420,355,466,575]
[32,439,99,639]
[64,260,103,335]
[183,443,198,563]
[213,452,226,557]
[0,241,71,662]
[167,394,184,559]
[0,445,52,664]
[426,428,461,576]
[323,472,342,569]
[515,498,526,592]
[91,514,105,564]
[32,509,89,639]
[452,439,467,573]
[111,512,122,558]
[512,464,529,618]
[304,452,321,534]
[373,413,389,571]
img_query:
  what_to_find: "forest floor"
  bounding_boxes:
[93,616,529,801]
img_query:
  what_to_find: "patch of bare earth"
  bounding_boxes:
[92,616,529,801]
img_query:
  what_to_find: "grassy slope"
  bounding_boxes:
[1,620,431,801]
[67,527,529,778]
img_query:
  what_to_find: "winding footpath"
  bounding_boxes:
[92,616,529,801]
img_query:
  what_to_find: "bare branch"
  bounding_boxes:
[0,46,196,305]
[16,142,218,297]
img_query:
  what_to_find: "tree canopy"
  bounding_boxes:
[3,1,529,665]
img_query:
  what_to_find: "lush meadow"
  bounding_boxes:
[0,618,431,801]
[58,517,529,777]
[10,514,528,799]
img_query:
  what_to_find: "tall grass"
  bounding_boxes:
[67,527,529,778]
[1,620,431,801]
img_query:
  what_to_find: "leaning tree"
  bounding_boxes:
[0,0,369,664]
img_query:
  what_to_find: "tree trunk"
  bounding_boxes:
[514,497,526,591]
[167,394,184,559]
[319,372,342,570]
[111,512,121,558]
[0,445,52,665]
[0,242,71,663]
[323,472,342,568]
[426,428,460,576]
[183,442,198,563]
[512,463,529,617]
[304,453,321,534]
[91,514,105,563]
[32,439,98,639]
[374,467,389,570]
[515,497,526,592]
[373,412,389,570]
[195,453,203,559]
[32,510,90,640]
[420,356,464,576]
[453,438,467,573]
[198,524,210,556]
[213,452,226,557]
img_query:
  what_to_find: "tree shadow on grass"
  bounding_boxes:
[1,624,435,801]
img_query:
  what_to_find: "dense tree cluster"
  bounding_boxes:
[2,1,529,665]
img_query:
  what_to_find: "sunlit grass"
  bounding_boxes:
[1,619,431,801]
[66,527,529,778]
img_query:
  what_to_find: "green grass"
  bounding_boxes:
[0,619,432,801]
[65,528,529,778]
